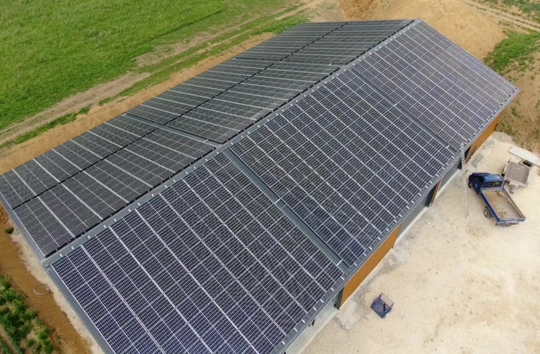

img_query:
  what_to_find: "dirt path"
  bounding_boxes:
[464,0,540,31]
[0,208,95,354]
[0,73,150,149]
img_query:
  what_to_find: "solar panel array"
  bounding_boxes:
[0,19,519,354]
[285,20,412,65]
[352,21,519,148]
[232,69,455,266]
[1,115,214,257]
[53,154,343,354]
[1,20,413,258]
[166,62,339,143]
[237,23,345,61]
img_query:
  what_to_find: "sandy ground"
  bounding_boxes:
[340,0,506,59]
[303,133,540,354]
[0,209,95,353]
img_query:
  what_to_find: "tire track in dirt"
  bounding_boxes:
[463,0,540,31]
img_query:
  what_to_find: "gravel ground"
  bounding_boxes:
[302,133,540,354]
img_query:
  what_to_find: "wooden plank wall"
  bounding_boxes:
[466,115,501,162]
[338,226,401,307]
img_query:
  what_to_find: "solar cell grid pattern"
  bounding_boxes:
[128,59,273,125]
[352,21,518,148]
[285,20,411,65]
[52,153,342,354]
[0,114,156,209]
[236,23,345,61]
[167,61,339,143]
[4,117,214,257]
[232,69,455,266]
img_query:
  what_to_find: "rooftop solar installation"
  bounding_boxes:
[352,21,519,148]
[1,116,214,257]
[285,20,412,65]
[52,153,344,354]
[0,20,518,354]
[232,69,455,266]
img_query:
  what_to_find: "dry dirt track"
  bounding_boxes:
[462,0,540,32]
[303,134,540,354]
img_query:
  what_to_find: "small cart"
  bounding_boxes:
[502,159,532,193]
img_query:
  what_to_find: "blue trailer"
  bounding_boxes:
[468,173,526,226]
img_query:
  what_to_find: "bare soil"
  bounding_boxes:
[340,0,506,60]
[463,0,540,32]
[0,207,94,354]
[498,53,540,153]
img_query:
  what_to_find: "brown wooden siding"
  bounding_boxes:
[466,115,501,162]
[428,181,442,207]
[338,225,401,307]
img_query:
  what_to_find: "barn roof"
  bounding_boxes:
[0,20,517,354]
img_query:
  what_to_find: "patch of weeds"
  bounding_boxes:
[4,228,13,235]
[0,274,56,353]
[485,31,540,74]
[497,116,517,136]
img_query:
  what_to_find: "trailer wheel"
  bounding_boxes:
[483,207,492,219]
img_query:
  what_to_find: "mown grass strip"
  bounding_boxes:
[115,13,306,99]
[2,10,305,150]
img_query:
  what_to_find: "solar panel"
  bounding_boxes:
[6,123,214,257]
[52,153,343,354]
[0,115,156,209]
[237,23,345,62]
[232,69,455,266]
[285,20,411,65]
[352,21,518,148]
[128,60,274,126]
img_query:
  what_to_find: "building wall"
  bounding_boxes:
[466,115,501,162]
[337,225,400,308]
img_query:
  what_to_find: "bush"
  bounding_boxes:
[5,227,14,234]
[42,340,54,354]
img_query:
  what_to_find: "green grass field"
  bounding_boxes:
[0,0,293,132]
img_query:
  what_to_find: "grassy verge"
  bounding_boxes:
[0,0,292,131]
[0,276,55,354]
[0,109,89,151]
[485,31,540,74]
[0,11,305,151]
